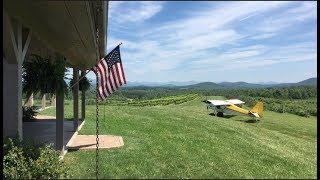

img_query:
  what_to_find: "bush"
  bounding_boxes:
[32,145,68,179]
[3,137,69,179]
[3,139,32,179]
[22,106,38,122]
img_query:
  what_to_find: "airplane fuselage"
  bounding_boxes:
[207,104,246,117]
[205,99,263,118]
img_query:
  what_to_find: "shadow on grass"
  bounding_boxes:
[222,115,237,119]
[208,113,260,123]
[67,143,96,152]
[208,113,236,119]
[235,119,260,123]
[65,118,84,121]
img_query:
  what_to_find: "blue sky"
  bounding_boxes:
[85,1,317,83]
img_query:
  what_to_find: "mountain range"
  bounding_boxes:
[87,77,316,89]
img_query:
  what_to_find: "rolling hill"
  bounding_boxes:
[294,77,317,86]
[273,78,317,88]
[218,81,267,89]
[88,77,317,89]
[179,77,316,90]
[180,82,222,89]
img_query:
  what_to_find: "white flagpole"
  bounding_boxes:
[70,70,91,89]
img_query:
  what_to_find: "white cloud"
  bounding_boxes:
[107,1,316,81]
[192,45,266,65]
[257,2,317,33]
[191,41,316,72]
[109,1,163,23]
[250,33,277,40]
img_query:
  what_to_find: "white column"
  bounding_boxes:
[26,93,34,107]
[51,94,56,106]
[73,68,79,131]
[55,90,64,153]
[41,94,46,109]
[3,59,23,139]
[81,91,86,120]
[3,11,31,140]
[81,70,86,120]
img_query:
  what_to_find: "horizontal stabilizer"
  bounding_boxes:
[250,112,260,118]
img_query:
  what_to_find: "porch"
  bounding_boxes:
[3,1,111,156]
[23,119,84,155]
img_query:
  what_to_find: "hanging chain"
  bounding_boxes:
[95,16,100,179]
[95,78,100,179]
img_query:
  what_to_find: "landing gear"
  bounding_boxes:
[217,112,224,117]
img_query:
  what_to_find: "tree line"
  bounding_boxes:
[68,85,317,117]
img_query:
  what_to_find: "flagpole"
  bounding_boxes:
[70,70,91,89]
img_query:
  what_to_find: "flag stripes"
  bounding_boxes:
[92,45,126,100]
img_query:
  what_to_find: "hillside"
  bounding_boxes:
[274,78,317,87]
[40,96,317,178]
[218,81,267,89]
[296,78,317,86]
[179,77,316,90]
[88,77,317,89]
[180,82,223,89]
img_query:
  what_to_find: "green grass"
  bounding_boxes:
[40,96,317,178]
[39,100,77,119]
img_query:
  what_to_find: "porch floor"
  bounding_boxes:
[23,119,83,148]
[23,119,124,151]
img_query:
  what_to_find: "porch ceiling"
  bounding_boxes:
[4,0,106,70]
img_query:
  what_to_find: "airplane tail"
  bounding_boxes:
[250,102,263,118]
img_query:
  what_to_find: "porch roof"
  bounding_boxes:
[4,0,106,70]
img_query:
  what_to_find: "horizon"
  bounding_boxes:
[74,1,316,83]
[66,72,315,85]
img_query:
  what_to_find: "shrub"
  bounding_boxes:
[3,137,69,179]
[32,145,68,179]
[3,138,32,179]
[22,106,38,122]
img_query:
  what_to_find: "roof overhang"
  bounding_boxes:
[4,0,106,70]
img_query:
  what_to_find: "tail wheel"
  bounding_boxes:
[217,112,223,117]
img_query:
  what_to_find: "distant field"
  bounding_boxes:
[40,96,317,178]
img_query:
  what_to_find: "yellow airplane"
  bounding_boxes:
[204,99,263,118]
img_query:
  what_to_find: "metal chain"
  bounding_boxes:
[95,77,100,180]
[95,15,100,179]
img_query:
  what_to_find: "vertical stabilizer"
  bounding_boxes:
[250,102,264,118]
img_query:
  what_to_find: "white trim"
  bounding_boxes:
[59,120,86,160]
[66,120,86,147]
[22,30,32,60]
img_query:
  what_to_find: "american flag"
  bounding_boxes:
[92,45,126,100]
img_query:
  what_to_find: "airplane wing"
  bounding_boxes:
[207,100,231,106]
[226,99,245,105]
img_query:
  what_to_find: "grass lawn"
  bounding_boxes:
[40,96,317,178]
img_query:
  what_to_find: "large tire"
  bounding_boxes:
[217,112,223,117]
